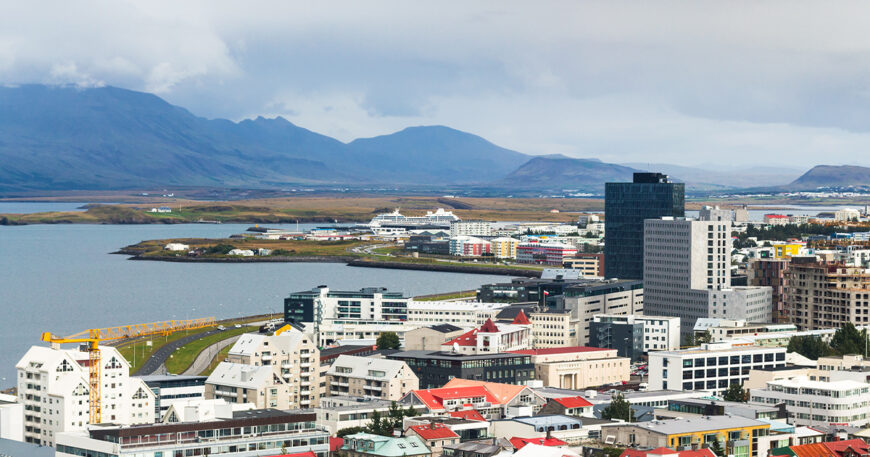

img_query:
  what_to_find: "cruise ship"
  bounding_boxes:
[368,208,460,228]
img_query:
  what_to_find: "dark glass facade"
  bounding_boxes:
[388,351,534,389]
[588,320,644,362]
[604,172,684,280]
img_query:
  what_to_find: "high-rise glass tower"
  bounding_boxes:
[604,172,684,279]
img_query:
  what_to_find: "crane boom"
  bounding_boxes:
[41,317,218,424]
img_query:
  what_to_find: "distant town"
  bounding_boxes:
[6,172,870,457]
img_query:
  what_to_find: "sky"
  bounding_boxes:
[3,0,870,167]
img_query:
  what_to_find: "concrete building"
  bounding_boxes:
[284,286,410,331]
[644,217,772,331]
[404,324,467,351]
[561,279,644,344]
[517,242,578,265]
[563,253,605,277]
[406,302,508,328]
[764,214,791,225]
[509,346,630,390]
[605,172,685,280]
[16,345,156,447]
[138,374,206,420]
[205,328,321,409]
[589,315,680,360]
[529,309,578,348]
[491,415,608,446]
[786,261,870,330]
[748,259,791,323]
[326,355,419,401]
[56,409,329,457]
[490,237,520,259]
[389,351,535,389]
[450,220,494,238]
[649,342,787,395]
[316,396,396,435]
[601,416,771,457]
[749,376,870,427]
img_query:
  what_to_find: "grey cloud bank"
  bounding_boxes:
[2,0,870,166]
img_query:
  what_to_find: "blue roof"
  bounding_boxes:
[512,415,583,427]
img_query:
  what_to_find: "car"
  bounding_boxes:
[234,324,242,328]
[217,325,226,331]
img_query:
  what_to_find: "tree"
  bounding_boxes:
[367,410,393,436]
[377,332,401,350]
[710,439,725,457]
[830,323,868,356]
[601,393,633,422]
[603,447,626,457]
[723,383,747,402]
[787,335,833,360]
[337,426,367,437]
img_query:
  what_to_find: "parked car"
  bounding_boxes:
[217,325,226,331]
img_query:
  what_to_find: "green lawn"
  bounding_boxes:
[200,345,233,376]
[415,291,478,301]
[164,325,253,374]
[119,329,211,373]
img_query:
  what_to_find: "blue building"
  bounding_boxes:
[604,173,684,280]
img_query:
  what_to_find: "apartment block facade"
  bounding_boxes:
[786,261,870,330]
[326,355,419,401]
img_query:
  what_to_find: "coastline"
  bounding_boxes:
[115,251,538,277]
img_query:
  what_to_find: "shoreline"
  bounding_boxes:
[116,251,538,277]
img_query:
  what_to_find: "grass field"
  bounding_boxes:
[414,290,478,301]
[164,325,253,374]
[114,315,267,373]
[126,237,367,259]
[200,345,233,376]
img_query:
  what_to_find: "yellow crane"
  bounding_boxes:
[41,317,217,424]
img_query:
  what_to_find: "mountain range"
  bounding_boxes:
[0,84,864,193]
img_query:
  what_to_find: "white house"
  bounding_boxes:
[163,243,189,251]
[227,249,255,256]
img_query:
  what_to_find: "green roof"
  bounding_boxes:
[342,432,431,457]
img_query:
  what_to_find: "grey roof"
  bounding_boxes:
[0,438,54,457]
[609,415,769,435]
[511,415,584,427]
[444,441,502,453]
[231,408,294,419]
[137,374,207,383]
[321,345,374,358]
[430,324,463,333]
[674,398,779,413]
[531,386,590,399]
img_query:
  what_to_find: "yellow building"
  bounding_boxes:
[602,416,770,457]
[490,237,519,259]
[773,244,801,258]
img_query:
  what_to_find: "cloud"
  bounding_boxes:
[2,0,870,166]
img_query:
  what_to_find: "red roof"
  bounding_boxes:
[510,437,567,450]
[512,310,531,325]
[408,423,460,440]
[823,439,870,457]
[479,318,500,333]
[411,386,498,410]
[620,448,715,457]
[765,214,789,218]
[444,328,479,347]
[553,396,593,408]
[274,453,317,457]
[449,409,486,421]
[329,437,344,452]
[509,346,611,355]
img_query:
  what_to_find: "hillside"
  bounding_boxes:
[0,85,529,191]
[789,165,870,189]
[500,156,639,191]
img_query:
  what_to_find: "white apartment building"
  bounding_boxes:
[205,328,321,409]
[644,216,772,331]
[406,301,509,327]
[16,345,156,447]
[326,355,419,401]
[750,377,870,426]
[648,342,787,395]
[450,220,494,237]
[592,314,681,352]
[0,393,23,442]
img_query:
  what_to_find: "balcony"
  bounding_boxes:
[261,354,273,362]
[282,362,293,369]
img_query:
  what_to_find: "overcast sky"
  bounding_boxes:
[3,1,870,167]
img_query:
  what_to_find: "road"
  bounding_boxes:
[182,335,242,375]
[133,329,224,376]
